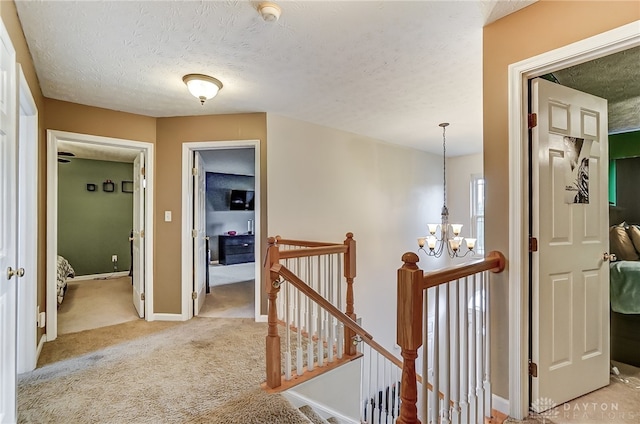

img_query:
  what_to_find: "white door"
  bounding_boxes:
[17,67,38,374]
[531,77,610,410]
[132,152,145,318]
[0,20,18,424]
[193,152,206,315]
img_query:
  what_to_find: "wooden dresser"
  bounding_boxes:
[218,234,255,265]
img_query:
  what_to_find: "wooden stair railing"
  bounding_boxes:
[396,251,506,424]
[268,261,420,417]
[264,233,357,389]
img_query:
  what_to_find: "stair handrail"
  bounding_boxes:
[264,233,357,389]
[274,237,345,247]
[271,263,403,367]
[396,250,506,424]
[278,244,348,259]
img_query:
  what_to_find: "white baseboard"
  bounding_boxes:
[71,271,130,281]
[255,314,268,323]
[493,393,510,417]
[150,313,186,321]
[283,390,359,424]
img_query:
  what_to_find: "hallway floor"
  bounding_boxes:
[57,276,139,334]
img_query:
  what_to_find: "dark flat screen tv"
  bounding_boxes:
[229,189,255,210]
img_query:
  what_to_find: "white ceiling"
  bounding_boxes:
[17,0,538,159]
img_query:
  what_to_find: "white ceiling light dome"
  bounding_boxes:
[182,74,223,105]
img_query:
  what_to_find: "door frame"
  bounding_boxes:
[507,21,640,419]
[16,65,39,373]
[46,130,155,341]
[180,140,262,321]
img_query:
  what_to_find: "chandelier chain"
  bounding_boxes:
[442,123,447,208]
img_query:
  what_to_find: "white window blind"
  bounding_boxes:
[471,175,485,254]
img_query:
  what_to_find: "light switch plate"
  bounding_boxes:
[164,211,172,222]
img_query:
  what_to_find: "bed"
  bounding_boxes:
[608,223,640,367]
[56,255,75,306]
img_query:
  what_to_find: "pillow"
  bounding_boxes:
[609,224,639,261]
[627,225,640,256]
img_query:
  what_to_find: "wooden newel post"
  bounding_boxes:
[396,252,423,424]
[343,232,357,356]
[265,237,282,389]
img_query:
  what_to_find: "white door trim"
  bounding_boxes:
[508,20,640,419]
[181,140,262,321]
[46,130,155,341]
[16,65,38,373]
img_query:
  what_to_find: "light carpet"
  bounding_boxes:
[58,276,139,334]
[199,280,255,318]
[209,262,256,287]
[507,360,640,424]
[19,317,314,423]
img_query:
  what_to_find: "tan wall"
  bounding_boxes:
[45,103,267,315]
[483,1,639,399]
[155,114,267,313]
[1,0,46,340]
[44,99,157,143]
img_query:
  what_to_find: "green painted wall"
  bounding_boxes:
[58,158,133,275]
[609,130,640,205]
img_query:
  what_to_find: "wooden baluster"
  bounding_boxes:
[460,277,469,424]
[344,233,357,356]
[397,252,423,424]
[451,280,460,424]
[432,285,440,423]
[443,283,451,424]
[296,270,304,376]
[475,275,484,424]
[336,253,344,359]
[484,271,492,419]
[421,290,429,423]
[306,256,315,372]
[327,255,335,363]
[265,238,282,389]
[469,275,478,424]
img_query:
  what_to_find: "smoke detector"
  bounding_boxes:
[258,2,281,22]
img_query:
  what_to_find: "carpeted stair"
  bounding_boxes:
[298,404,340,424]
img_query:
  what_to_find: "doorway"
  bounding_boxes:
[181,140,261,321]
[46,130,155,341]
[508,22,640,419]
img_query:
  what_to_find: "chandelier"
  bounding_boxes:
[417,122,476,258]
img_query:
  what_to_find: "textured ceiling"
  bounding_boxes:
[16,0,538,158]
[550,46,640,135]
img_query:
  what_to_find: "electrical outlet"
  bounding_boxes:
[112,255,118,262]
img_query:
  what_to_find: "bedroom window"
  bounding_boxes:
[471,174,485,255]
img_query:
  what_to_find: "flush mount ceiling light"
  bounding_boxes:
[182,74,223,105]
[258,2,281,22]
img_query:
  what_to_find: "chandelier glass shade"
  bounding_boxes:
[418,123,476,258]
[182,74,223,105]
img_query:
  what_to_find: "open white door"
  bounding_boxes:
[132,151,145,318]
[0,20,18,423]
[193,151,206,315]
[17,66,38,375]
[531,77,610,410]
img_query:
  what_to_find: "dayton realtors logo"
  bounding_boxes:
[531,398,635,422]
[530,397,560,423]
